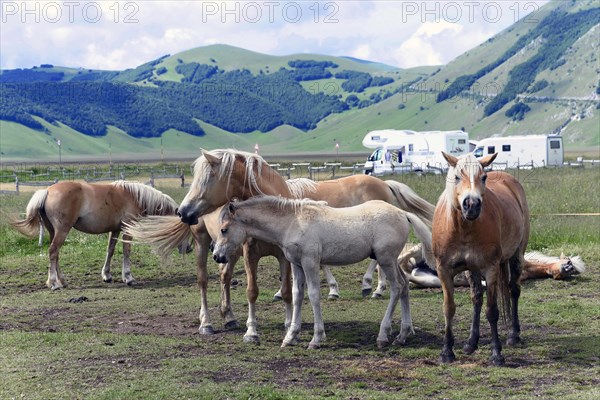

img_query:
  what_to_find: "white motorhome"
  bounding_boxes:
[363,129,469,175]
[472,135,563,168]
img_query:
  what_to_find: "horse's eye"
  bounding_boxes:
[455,175,461,183]
[221,228,228,234]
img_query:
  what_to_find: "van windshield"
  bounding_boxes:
[473,147,483,158]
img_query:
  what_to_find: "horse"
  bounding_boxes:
[213,196,436,349]
[11,180,182,290]
[432,152,529,365]
[168,149,434,341]
[365,245,586,291]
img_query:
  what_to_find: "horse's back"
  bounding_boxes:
[312,175,391,207]
[45,181,137,234]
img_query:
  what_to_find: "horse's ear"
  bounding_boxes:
[560,251,565,259]
[442,151,458,167]
[202,150,221,167]
[228,202,236,215]
[479,153,498,168]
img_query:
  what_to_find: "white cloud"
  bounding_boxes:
[0,0,551,70]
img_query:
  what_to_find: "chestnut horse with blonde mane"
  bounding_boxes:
[433,152,529,365]
[130,149,433,342]
[11,181,180,290]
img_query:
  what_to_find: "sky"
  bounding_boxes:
[0,0,550,70]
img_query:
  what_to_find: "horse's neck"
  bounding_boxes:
[238,205,293,246]
[242,165,291,198]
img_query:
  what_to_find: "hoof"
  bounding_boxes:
[392,336,408,346]
[224,320,240,330]
[327,294,340,300]
[491,354,505,366]
[272,294,283,302]
[243,335,260,344]
[376,340,389,349]
[281,336,300,348]
[371,292,383,299]
[103,277,113,283]
[362,288,372,298]
[307,342,321,350]
[463,343,477,355]
[50,284,64,291]
[125,280,136,287]
[199,326,215,335]
[440,351,456,363]
[506,336,521,346]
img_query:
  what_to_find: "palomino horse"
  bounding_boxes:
[213,196,435,349]
[284,177,434,299]
[433,152,529,365]
[11,181,180,289]
[169,149,434,341]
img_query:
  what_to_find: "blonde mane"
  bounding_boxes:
[112,181,178,215]
[286,178,318,198]
[192,149,268,196]
[237,195,327,215]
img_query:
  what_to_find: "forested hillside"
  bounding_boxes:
[1,58,409,137]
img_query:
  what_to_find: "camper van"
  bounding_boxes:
[363,129,469,175]
[472,135,563,168]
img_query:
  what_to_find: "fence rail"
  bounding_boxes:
[1,159,598,195]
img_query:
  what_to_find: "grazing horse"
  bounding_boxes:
[11,181,180,289]
[432,152,529,365]
[168,149,434,341]
[213,196,435,349]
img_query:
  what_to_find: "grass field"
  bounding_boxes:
[1,166,599,399]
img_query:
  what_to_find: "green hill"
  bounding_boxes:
[1,0,598,161]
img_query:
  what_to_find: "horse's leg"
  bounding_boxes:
[373,264,388,299]
[463,270,483,355]
[242,242,260,343]
[361,259,378,297]
[375,261,401,348]
[121,232,135,286]
[321,265,339,300]
[303,259,326,349]
[101,230,119,283]
[438,264,457,363]
[193,229,214,335]
[278,256,293,331]
[507,255,523,346]
[484,268,505,366]
[47,228,69,290]
[219,255,240,331]
[392,268,414,346]
[282,263,306,348]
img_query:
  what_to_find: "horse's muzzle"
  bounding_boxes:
[462,197,481,221]
[213,254,228,264]
[177,207,199,225]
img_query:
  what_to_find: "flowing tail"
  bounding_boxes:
[405,211,435,268]
[11,189,48,237]
[386,181,435,226]
[123,215,192,258]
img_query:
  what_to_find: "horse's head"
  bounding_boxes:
[212,201,246,264]
[178,149,259,225]
[443,152,497,221]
